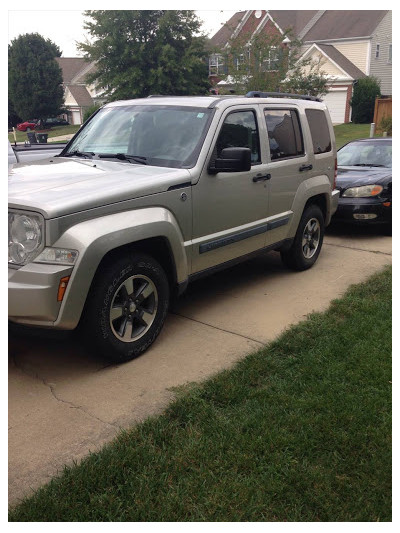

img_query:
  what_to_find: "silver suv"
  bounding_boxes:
[8,93,339,362]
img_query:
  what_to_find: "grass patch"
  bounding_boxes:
[9,267,392,522]
[8,124,80,144]
[333,123,380,149]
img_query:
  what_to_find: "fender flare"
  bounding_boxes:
[287,175,332,238]
[52,207,187,329]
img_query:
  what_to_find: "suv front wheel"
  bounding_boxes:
[81,253,170,363]
[281,205,325,271]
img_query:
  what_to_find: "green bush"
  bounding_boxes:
[83,104,102,123]
[351,77,381,123]
[379,115,392,136]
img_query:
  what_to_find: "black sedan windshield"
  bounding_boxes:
[338,140,392,168]
[65,105,213,168]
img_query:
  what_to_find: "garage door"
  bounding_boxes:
[322,89,347,124]
[72,110,82,125]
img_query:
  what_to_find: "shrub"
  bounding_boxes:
[83,104,102,123]
[351,77,381,123]
[378,115,392,136]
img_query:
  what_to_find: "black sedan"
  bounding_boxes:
[334,138,392,232]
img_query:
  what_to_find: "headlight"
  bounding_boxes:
[8,212,44,266]
[34,247,78,265]
[342,184,383,197]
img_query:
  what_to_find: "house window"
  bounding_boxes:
[262,47,281,71]
[235,49,250,71]
[389,44,392,63]
[375,44,380,59]
[209,54,225,75]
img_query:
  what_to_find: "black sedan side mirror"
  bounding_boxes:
[209,147,251,174]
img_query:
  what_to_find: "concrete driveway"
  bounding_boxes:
[8,225,392,506]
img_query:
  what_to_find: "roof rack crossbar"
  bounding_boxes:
[245,91,322,102]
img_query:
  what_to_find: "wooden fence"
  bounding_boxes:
[373,97,392,128]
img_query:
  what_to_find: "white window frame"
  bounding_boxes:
[375,43,380,59]
[262,47,280,72]
[209,54,224,75]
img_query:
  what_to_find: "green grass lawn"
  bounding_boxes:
[9,266,392,522]
[8,124,80,144]
[333,123,379,149]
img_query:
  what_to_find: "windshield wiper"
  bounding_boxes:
[353,163,385,167]
[64,150,95,159]
[97,153,148,165]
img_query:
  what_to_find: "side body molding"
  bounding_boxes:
[52,207,188,329]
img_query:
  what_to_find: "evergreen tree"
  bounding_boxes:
[8,33,64,124]
[350,76,381,124]
[78,10,210,100]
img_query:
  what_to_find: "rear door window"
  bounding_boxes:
[305,109,332,154]
[264,109,304,161]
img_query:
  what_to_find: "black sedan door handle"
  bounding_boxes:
[299,164,313,172]
[253,173,271,182]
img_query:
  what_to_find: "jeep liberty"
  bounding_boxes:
[8,92,339,362]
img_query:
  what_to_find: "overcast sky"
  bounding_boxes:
[8,2,393,57]
[8,7,238,57]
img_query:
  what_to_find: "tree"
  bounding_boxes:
[282,56,328,98]
[78,10,210,100]
[8,100,22,129]
[350,76,381,123]
[8,33,64,124]
[213,26,328,97]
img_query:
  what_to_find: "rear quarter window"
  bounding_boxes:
[305,109,332,154]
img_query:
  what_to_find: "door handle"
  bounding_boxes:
[299,164,313,172]
[253,173,271,182]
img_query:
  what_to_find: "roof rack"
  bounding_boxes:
[245,91,322,102]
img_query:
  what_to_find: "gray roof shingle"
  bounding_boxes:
[317,43,366,79]
[302,10,388,41]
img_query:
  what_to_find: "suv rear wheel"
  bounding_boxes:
[281,205,325,271]
[81,253,169,363]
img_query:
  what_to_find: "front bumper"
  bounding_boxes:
[334,197,392,225]
[8,263,73,326]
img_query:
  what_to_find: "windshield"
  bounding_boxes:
[65,105,213,169]
[338,140,392,168]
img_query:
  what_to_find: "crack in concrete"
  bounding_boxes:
[11,353,119,431]
[169,312,266,346]
[325,242,392,256]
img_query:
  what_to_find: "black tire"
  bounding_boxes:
[80,253,169,363]
[281,205,325,271]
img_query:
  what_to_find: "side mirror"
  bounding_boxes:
[209,147,251,174]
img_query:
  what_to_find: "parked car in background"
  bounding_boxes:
[16,120,37,132]
[333,138,392,232]
[43,117,70,127]
[8,140,67,170]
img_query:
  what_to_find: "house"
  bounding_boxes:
[208,10,392,124]
[55,58,106,125]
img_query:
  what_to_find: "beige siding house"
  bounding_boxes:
[369,11,392,95]
[209,10,391,124]
[56,58,105,125]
